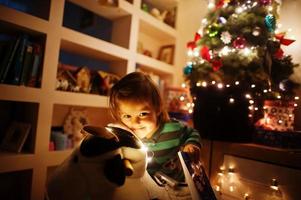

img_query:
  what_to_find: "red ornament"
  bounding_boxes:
[211,58,223,71]
[274,48,284,59]
[194,32,201,42]
[233,36,246,49]
[215,0,224,10]
[201,46,211,61]
[187,41,196,50]
[275,32,295,46]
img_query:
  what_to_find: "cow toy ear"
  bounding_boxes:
[104,154,126,186]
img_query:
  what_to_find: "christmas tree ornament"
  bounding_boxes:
[201,46,211,61]
[184,65,193,75]
[211,58,223,71]
[265,14,276,32]
[274,48,284,59]
[187,41,196,50]
[275,32,295,46]
[252,26,261,36]
[233,36,246,49]
[220,31,232,44]
[258,0,272,6]
[207,23,221,37]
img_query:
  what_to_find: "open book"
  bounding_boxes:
[178,151,217,200]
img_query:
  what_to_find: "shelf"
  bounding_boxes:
[0,153,34,173]
[136,53,175,75]
[53,91,109,108]
[142,0,178,11]
[0,85,41,103]
[61,27,131,61]
[69,0,133,20]
[0,5,50,34]
[139,9,177,39]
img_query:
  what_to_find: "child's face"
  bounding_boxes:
[118,100,158,139]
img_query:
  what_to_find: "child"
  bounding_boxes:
[109,72,201,199]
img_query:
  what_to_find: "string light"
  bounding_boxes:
[229,98,235,103]
[270,179,279,191]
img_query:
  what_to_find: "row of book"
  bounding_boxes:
[0,33,43,87]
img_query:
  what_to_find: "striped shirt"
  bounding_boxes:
[142,120,201,182]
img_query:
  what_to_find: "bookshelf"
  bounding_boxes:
[0,0,180,199]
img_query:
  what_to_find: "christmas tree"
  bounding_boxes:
[183,0,300,140]
[184,0,299,99]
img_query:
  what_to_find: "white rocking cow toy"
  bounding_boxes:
[46,125,151,200]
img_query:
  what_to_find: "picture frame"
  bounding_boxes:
[0,121,31,153]
[158,45,175,64]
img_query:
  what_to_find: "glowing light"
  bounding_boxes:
[270,179,279,191]
[263,89,268,93]
[254,107,258,111]
[229,185,234,192]
[248,106,253,110]
[180,96,185,101]
[229,98,235,103]
[294,103,298,107]
[217,83,224,89]
[245,94,251,99]
[181,83,186,88]
[277,95,281,99]
[211,81,216,85]
[235,81,240,85]
[193,50,199,57]
[141,145,148,152]
[268,6,273,11]
[295,96,299,100]
[251,84,256,88]
[243,47,251,56]
[187,49,193,56]
[226,84,230,88]
[196,82,201,87]
[202,81,208,87]
[208,2,215,10]
[188,109,193,114]
[215,185,220,191]
[147,156,152,163]
[278,120,283,124]
[249,100,254,104]
[244,193,250,200]
[235,6,243,14]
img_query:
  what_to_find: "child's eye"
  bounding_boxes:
[122,114,131,120]
[139,112,149,118]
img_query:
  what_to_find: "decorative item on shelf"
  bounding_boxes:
[97,0,118,7]
[143,50,152,57]
[0,121,31,153]
[56,63,79,92]
[63,107,90,147]
[158,45,174,64]
[150,8,168,21]
[76,67,92,93]
[91,70,120,95]
[164,86,193,122]
[164,8,176,28]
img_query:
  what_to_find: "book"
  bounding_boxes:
[27,43,42,87]
[0,35,21,83]
[20,42,34,85]
[11,34,29,85]
[178,151,217,200]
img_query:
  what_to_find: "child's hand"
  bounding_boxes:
[183,144,201,163]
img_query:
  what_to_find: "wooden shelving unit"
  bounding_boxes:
[0,0,180,199]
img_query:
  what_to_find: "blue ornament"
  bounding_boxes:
[184,65,193,75]
[265,14,276,32]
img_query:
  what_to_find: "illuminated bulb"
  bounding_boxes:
[268,6,273,11]
[217,83,223,89]
[235,6,243,13]
[186,103,191,107]
[202,81,207,87]
[289,114,293,118]
[248,114,253,118]
[229,185,234,192]
[180,96,185,101]
[251,84,256,88]
[181,83,186,88]
[211,81,216,85]
[295,96,300,100]
[188,109,193,114]
[263,89,268,93]
[208,2,215,9]
[147,156,152,163]
[196,82,201,87]
[243,48,251,56]
[245,94,251,99]
[248,106,253,110]
[215,185,221,192]
[226,84,230,88]
[191,103,195,107]
[244,193,250,200]
[249,100,254,104]
[294,103,298,107]
[187,50,193,56]
[229,98,235,103]
[193,50,199,57]
[270,179,279,191]
[202,18,208,25]
[235,81,239,85]
[254,107,258,111]
[277,95,281,99]
[268,88,272,92]
[263,106,267,110]
[278,120,283,124]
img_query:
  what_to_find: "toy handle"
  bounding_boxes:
[123,159,134,176]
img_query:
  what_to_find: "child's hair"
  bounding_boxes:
[109,72,170,124]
